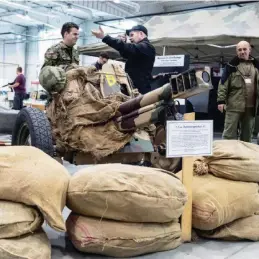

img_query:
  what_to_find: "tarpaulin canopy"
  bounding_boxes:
[79,3,259,63]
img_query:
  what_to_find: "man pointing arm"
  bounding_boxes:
[91,25,156,94]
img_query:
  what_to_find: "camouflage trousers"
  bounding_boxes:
[223,107,255,143]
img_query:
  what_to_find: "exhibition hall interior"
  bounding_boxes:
[1,1,259,259]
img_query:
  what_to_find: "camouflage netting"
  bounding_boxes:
[45,65,134,160]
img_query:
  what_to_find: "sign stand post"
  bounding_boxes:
[166,112,213,243]
[181,112,195,242]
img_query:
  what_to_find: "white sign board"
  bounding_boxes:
[166,120,213,157]
[154,55,184,67]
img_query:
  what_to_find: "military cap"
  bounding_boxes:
[39,66,67,93]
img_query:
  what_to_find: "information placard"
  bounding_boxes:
[154,55,185,67]
[166,120,213,157]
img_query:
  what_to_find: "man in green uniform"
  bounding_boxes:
[217,40,259,142]
[41,22,80,72]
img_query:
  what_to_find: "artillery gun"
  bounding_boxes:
[10,63,211,169]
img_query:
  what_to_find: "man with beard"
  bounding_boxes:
[218,40,259,142]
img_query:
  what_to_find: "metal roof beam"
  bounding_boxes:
[0,12,58,29]
[0,1,83,29]
[0,0,55,18]
[27,0,88,20]
[0,10,24,17]
[0,18,27,28]
[69,0,136,18]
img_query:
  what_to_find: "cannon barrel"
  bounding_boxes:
[117,83,172,117]
[116,101,164,123]
[116,105,165,132]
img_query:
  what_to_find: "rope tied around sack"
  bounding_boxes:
[193,159,209,176]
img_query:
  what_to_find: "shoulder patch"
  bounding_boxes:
[45,46,59,59]
[45,50,58,59]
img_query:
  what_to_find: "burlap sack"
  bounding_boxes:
[194,140,259,182]
[0,146,70,232]
[67,164,188,223]
[66,213,182,258]
[196,215,259,241]
[176,171,259,230]
[0,201,43,239]
[0,229,51,259]
[47,65,134,160]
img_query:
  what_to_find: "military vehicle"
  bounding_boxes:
[10,63,212,168]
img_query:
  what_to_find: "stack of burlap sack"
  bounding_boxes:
[0,146,70,258]
[66,164,188,257]
[177,139,259,241]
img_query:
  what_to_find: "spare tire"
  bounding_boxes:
[11,107,54,157]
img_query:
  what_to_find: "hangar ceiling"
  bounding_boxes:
[0,0,257,41]
[0,1,256,27]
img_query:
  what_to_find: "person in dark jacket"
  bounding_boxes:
[93,52,109,70]
[91,25,156,94]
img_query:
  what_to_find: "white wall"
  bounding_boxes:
[0,22,26,86]
[25,27,44,92]
[0,39,26,87]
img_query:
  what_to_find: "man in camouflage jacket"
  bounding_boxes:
[41,22,80,72]
[217,41,259,142]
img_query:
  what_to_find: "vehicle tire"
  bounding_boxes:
[11,107,54,157]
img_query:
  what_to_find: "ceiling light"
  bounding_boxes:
[113,0,120,3]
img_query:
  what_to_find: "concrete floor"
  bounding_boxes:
[44,161,259,259]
